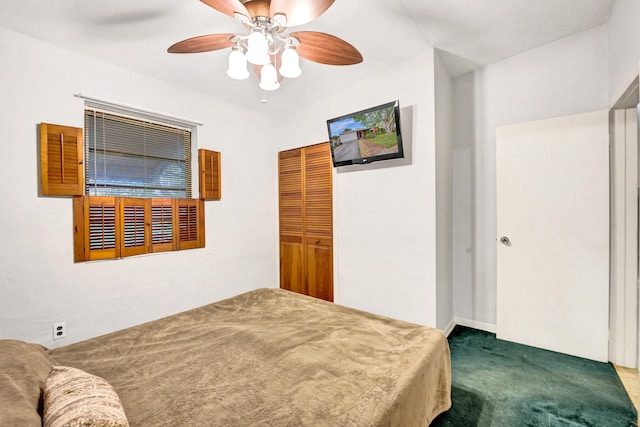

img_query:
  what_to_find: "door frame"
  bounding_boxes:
[609,70,639,369]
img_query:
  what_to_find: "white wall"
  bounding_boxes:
[275,49,439,327]
[607,0,640,102]
[451,72,476,326]
[605,0,640,370]
[434,50,455,331]
[0,27,278,347]
[452,25,609,327]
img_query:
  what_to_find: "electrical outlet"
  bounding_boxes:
[53,321,66,340]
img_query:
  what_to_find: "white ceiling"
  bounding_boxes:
[0,0,617,118]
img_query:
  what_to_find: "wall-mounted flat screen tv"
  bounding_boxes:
[326,100,404,167]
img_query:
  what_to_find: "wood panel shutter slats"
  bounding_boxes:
[84,196,119,260]
[177,199,204,250]
[40,123,84,195]
[120,198,149,257]
[150,198,176,253]
[198,149,221,200]
[88,206,116,250]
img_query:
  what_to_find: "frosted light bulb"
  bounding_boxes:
[259,63,280,91]
[226,49,249,80]
[279,47,302,79]
[245,31,270,65]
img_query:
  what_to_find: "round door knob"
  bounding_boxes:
[500,236,511,246]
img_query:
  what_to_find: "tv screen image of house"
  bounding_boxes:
[326,100,404,167]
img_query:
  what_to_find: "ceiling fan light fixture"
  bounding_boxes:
[226,47,249,80]
[169,0,362,99]
[279,46,302,79]
[245,30,270,65]
[259,63,280,91]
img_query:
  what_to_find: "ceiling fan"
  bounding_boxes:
[168,0,363,92]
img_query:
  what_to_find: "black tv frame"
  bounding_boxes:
[326,100,404,167]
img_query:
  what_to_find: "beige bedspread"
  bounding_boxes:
[49,288,451,426]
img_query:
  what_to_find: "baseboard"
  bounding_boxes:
[442,318,456,337]
[452,317,497,335]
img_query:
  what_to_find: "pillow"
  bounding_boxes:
[0,339,55,426]
[43,366,129,427]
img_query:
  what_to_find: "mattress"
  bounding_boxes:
[47,288,451,426]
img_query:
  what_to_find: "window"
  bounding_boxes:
[40,102,215,262]
[84,109,192,198]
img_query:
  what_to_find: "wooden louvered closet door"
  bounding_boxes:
[278,143,333,302]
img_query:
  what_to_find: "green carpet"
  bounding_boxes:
[431,326,638,427]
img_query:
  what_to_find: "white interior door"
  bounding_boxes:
[496,110,609,362]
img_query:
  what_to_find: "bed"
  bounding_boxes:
[1,288,451,426]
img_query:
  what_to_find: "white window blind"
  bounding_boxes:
[84,110,192,198]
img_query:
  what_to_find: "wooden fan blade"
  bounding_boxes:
[291,31,362,65]
[270,0,334,27]
[200,0,249,19]
[168,34,235,53]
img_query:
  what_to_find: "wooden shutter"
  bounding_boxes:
[150,198,176,253]
[177,199,204,250]
[74,196,203,262]
[83,196,119,261]
[120,198,149,258]
[40,123,84,196]
[199,149,221,200]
